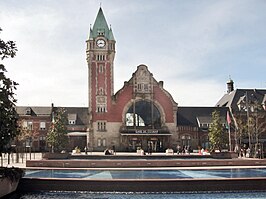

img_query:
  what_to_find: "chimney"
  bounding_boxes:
[159,81,164,88]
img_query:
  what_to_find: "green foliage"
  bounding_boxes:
[47,108,68,153]
[0,28,19,153]
[234,113,248,143]
[235,103,266,147]
[208,110,228,151]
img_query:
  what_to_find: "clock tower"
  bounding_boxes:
[86,7,116,146]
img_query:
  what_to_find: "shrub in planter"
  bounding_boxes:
[42,152,70,159]
[0,167,24,183]
[210,151,238,159]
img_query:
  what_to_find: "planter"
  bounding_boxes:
[0,177,19,198]
[211,152,238,159]
[0,167,24,198]
[42,152,70,159]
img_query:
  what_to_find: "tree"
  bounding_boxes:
[234,112,248,147]
[235,99,266,156]
[0,28,19,159]
[208,110,228,152]
[47,108,68,153]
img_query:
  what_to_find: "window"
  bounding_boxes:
[25,108,31,115]
[137,84,142,91]
[97,121,106,131]
[126,113,145,126]
[98,88,104,95]
[27,121,33,130]
[181,135,191,146]
[69,120,76,125]
[39,136,46,141]
[22,121,28,130]
[97,105,106,113]
[202,123,208,127]
[22,121,33,130]
[136,83,150,93]
[97,138,101,147]
[97,30,105,36]
[102,139,106,147]
[96,54,105,61]
[68,114,77,125]
[97,138,106,147]
[98,64,104,73]
[201,135,209,149]
[40,122,46,130]
[125,100,161,128]
[144,84,149,91]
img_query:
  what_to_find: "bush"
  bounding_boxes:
[0,167,24,183]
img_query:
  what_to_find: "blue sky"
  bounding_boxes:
[1,0,265,107]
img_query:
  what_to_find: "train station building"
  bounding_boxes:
[16,8,265,153]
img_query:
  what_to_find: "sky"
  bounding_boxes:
[1,0,266,107]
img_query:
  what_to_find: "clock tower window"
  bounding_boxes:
[97,31,105,36]
[96,54,106,61]
[98,88,104,95]
[97,105,106,113]
[98,64,104,73]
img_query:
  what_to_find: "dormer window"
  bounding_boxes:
[40,122,46,130]
[26,108,32,115]
[69,120,76,125]
[68,114,77,125]
[200,123,209,128]
[97,29,105,36]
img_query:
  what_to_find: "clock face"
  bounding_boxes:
[96,39,106,47]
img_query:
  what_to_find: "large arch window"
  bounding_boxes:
[126,100,161,128]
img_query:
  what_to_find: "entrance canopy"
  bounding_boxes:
[67,132,87,137]
[120,128,171,136]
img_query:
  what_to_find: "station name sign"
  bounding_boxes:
[135,130,159,134]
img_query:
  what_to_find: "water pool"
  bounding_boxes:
[24,168,266,179]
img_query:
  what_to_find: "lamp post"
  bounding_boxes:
[251,94,262,158]
[246,92,252,152]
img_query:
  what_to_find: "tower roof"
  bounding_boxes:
[89,7,115,41]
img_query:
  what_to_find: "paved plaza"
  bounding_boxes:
[1,152,209,168]
[2,151,266,169]
[1,152,42,168]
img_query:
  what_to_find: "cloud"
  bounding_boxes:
[0,0,265,107]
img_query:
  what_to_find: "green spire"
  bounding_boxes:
[89,7,115,41]
[109,26,115,41]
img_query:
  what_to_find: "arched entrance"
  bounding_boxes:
[121,100,171,152]
[125,100,161,128]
